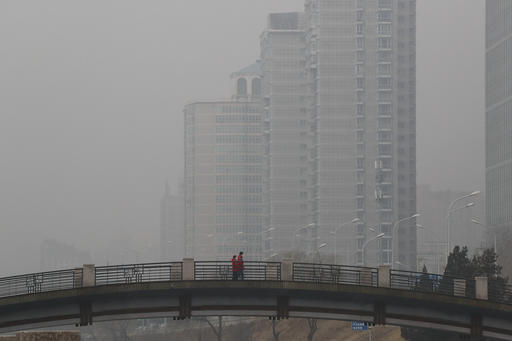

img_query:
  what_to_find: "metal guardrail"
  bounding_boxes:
[293,263,378,287]
[0,262,510,306]
[194,261,281,281]
[0,268,82,299]
[390,270,477,298]
[95,262,183,286]
[489,281,512,304]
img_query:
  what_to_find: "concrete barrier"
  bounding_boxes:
[183,258,194,280]
[475,276,488,300]
[378,265,390,288]
[281,259,293,281]
[82,265,95,287]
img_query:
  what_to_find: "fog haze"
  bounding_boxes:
[0,0,484,275]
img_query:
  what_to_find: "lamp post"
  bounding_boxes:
[445,191,480,264]
[260,227,275,260]
[316,243,327,263]
[329,218,360,264]
[391,213,420,269]
[361,233,385,266]
[294,223,316,252]
[472,218,497,254]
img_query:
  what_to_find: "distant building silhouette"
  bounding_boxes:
[40,239,91,271]
[160,182,184,261]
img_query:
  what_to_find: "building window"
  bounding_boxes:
[378,10,392,22]
[252,78,261,97]
[357,78,365,90]
[356,23,364,35]
[378,77,392,90]
[378,37,392,49]
[237,78,247,96]
[378,23,392,35]
[357,10,364,22]
[356,37,365,49]
[357,103,365,115]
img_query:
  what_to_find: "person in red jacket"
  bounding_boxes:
[237,251,244,280]
[231,255,238,280]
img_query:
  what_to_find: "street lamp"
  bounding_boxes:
[445,191,480,263]
[294,223,317,252]
[316,243,327,263]
[472,218,497,254]
[416,224,446,273]
[392,213,420,269]
[361,233,385,266]
[330,218,360,264]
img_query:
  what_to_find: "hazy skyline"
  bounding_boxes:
[0,1,484,274]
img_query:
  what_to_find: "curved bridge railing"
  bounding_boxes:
[0,260,510,305]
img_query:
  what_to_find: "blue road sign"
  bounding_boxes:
[352,321,368,331]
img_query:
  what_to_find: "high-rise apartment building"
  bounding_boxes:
[184,0,417,267]
[303,0,417,268]
[260,13,311,258]
[184,64,265,260]
[486,1,512,234]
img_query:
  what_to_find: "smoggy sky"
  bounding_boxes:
[0,0,484,274]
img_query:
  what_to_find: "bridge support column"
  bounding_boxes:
[276,296,289,319]
[82,264,95,287]
[178,296,192,320]
[281,259,293,281]
[378,266,390,288]
[470,313,483,341]
[475,277,488,300]
[183,258,194,281]
[374,302,386,325]
[79,302,92,326]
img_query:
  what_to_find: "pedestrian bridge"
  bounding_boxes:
[0,260,511,340]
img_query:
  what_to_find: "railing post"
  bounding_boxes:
[281,259,293,281]
[183,258,194,280]
[453,279,466,297]
[378,265,390,288]
[82,264,95,287]
[475,276,488,300]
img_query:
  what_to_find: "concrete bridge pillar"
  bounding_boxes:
[475,277,488,300]
[82,264,95,287]
[281,259,293,281]
[183,258,195,280]
[378,265,390,288]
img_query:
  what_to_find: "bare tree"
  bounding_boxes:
[307,318,318,341]
[272,319,281,341]
[205,316,223,341]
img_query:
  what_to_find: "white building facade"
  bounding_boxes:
[184,64,265,261]
[304,0,417,268]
